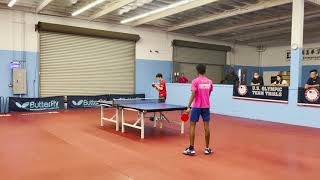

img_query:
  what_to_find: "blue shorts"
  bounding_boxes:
[190,108,210,122]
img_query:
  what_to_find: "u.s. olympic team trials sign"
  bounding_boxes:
[233,85,289,103]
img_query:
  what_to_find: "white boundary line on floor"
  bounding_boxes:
[0,114,12,117]
[21,111,60,116]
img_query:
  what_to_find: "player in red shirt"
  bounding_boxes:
[178,73,189,83]
[150,73,167,121]
[153,73,167,102]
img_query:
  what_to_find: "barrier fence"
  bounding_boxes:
[0,96,3,113]
[5,94,146,112]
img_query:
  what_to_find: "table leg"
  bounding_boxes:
[100,105,104,127]
[160,112,163,129]
[141,112,145,139]
[121,108,125,133]
[116,108,119,131]
[153,114,157,128]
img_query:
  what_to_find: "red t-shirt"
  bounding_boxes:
[178,76,189,83]
[158,80,167,99]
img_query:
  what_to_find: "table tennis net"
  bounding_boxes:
[112,98,163,105]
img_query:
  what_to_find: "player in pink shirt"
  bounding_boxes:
[183,64,213,156]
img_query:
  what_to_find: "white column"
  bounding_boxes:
[289,0,304,105]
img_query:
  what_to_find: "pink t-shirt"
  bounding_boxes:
[191,76,213,108]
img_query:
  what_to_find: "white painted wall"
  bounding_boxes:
[261,43,320,67]
[231,44,259,66]
[0,10,36,52]
[0,8,257,65]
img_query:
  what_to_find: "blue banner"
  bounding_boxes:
[67,95,109,109]
[9,96,65,112]
[233,85,289,103]
[67,94,146,109]
[298,88,320,107]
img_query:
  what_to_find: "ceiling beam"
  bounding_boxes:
[307,0,320,5]
[230,27,292,42]
[246,30,320,46]
[0,3,35,12]
[128,0,219,26]
[36,0,54,13]
[240,28,320,45]
[197,15,291,36]
[237,21,320,42]
[89,0,135,20]
[221,13,320,41]
[197,9,320,36]
[167,0,292,31]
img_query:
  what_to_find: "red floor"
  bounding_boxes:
[0,109,319,180]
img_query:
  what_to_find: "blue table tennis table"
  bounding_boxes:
[98,99,187,139]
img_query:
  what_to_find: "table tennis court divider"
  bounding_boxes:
[0,94,147,112]
[108,94,146,101]
[4,97,9,113]
[0,96,3,113]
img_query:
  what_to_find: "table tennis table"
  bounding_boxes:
[98,99,187,139]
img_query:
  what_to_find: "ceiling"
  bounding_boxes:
[0,0,320,47]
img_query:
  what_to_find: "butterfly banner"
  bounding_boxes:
[67,94,146,109]
[298,88,320,107]
[233,85,289,104]
[9,96,65,112]
[67,95,109,109]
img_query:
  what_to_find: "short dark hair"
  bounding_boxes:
[156,73,163,78]
[196,64,206,75]
[310,69,318,74]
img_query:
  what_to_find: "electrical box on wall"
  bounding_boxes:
[12,69,27,95]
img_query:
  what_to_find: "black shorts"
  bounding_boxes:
[159,97,166,103]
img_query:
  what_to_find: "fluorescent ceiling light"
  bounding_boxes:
[8,0,17,7]
[72,0,107,16]
[121,0,195,24]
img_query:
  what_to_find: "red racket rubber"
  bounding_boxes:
[181,113,189,122]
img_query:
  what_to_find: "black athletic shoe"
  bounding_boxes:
[204,148,213,155]
[183,146,195,156]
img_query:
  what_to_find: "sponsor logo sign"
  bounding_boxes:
[233,86,289,103]
[9,96,64,112]
[67,95,109,109]
[298,88,320,107]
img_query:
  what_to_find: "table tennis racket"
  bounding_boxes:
[181,113,189,122]
[152,83,156,88]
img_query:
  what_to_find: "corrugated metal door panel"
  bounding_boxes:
[173,46,226,65]
[173,46,226,83]
[40,32,135,96]
[173,63,223,84]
